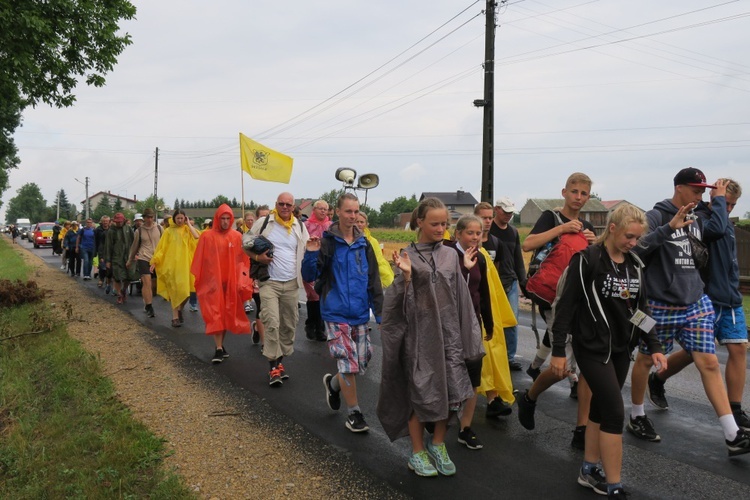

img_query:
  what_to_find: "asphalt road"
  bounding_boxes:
[24,239,750,499]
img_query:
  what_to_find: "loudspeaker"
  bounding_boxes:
[358,174,379,189]
[335,167,356,185]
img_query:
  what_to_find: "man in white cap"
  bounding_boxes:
[490,196,526,371]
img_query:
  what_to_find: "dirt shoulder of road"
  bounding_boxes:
[14,244,403,500]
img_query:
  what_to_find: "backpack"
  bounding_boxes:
[527,211,563,278]
[526,222,589,308]
[548,245,602,328]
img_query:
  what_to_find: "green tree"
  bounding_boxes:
[133,194,166,214]
[92,194,112,221]
[210,195,230,207]
[0,0,137,207]
[112,197,124,213]
[318,189,344,209]
[5,183,47,223]
[377,195,418,228]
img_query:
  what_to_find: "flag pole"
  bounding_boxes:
[240,134,246,229]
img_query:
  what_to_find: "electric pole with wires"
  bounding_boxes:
[475,0,498,203]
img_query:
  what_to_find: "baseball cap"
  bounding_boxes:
[494,196,516,213]
[113,212,126,223]
[673,167,716,189]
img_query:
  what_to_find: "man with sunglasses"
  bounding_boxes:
[248,192,310,386]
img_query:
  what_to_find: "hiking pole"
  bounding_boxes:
[531,303,540,349]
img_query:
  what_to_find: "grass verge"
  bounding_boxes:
[0,238,193,498]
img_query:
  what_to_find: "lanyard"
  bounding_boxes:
[609,258,634,313]
[411,242,438,283]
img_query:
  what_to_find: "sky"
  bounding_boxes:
[4,0,750,221]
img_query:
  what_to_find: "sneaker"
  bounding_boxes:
[277,363,289,380]
[251,321,260,345]
[626,415,661,442]
[244,303,253,313]
[105,284,111,295]
[608,486,629,498]
[345,410,369,433]
[577,466,607,495]
[83,275,92,281]
[60,265,67,271]
[734,408,750,431]
[726,429,750,457]
[569,381,578,399]
[571,425,586,450]
[305,324,316,341]
[517,390,536,430]
[486,397,512,418]
[189,304,198,313]
[425,439,456,476]
[508,358,523,371]
[145,304,155,318]
[323,373,341,411]
[647,372,668,410]
[211,349,224,364]
[221,347,229,358]
[407,450,438,477]
[526,364,541,381]
[269,368,283,387]
[457,427,483,450]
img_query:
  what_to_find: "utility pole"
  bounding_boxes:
[153,147,159,212]
[84,177,90,220]
[475,0,497,204]
[56,190,60,221]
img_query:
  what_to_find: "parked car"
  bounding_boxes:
[30,222,56,248]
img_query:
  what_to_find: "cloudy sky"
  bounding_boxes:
[5,0,750,220]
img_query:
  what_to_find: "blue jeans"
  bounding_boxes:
[504,279,519,360]
[80,247,95,277]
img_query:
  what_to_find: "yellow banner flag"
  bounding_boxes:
[239,133,293,184]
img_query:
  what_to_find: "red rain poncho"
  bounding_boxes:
[191,204,253,335]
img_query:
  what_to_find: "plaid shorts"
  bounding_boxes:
[639,295,716,355]
[325,322,372,375]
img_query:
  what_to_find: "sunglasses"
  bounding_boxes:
[277,202,293,208]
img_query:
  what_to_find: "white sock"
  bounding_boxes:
[720,414,740,441]
[631,404,645,419]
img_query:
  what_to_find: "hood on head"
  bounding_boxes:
[213,204,235,232]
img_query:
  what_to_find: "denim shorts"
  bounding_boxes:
[714,305,748,344]
[639,295,715,355]
[325,322,371,375]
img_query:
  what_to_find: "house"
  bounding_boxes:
[519,198,610,234]
[600,199,644,213]
[420,190,478,215]
[82,191,137,213]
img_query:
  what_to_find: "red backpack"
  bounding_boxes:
[526,228,588,307]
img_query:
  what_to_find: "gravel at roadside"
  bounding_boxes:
[15,245,405,500]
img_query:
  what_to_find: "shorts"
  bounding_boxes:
[714,305,748,344]
[465,358,483,388]
[639,295,715,355]
[136,259,154,276]
[325,322,371,375]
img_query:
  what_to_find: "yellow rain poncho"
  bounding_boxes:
[150,224,198,309]
[478,246,518,404]
[363,227,394,288]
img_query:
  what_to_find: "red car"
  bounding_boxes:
[30,222,56,248]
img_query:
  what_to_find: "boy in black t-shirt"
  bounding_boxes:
[516,172,597,448]
[489,197,527,372]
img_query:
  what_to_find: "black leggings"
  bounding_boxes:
[576,350,631,435]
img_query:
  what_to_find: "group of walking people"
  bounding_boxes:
[30,169,749,498]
